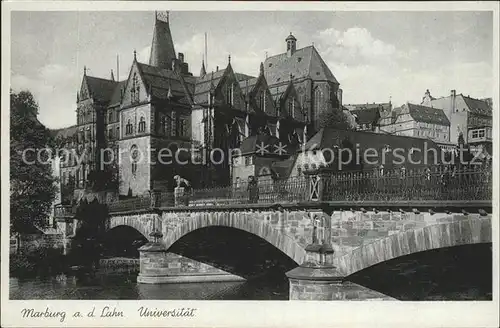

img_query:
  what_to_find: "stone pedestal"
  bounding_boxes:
[174,187,188,207]
[137,242,171,284]
[286,240,345,300]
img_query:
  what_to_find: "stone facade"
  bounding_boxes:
[107,206,492,279]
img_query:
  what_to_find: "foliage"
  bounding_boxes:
[10,90,57,233]
[318,108,353,130]
[61,175,76,205]
[68,199,110,267]
[10,246,66,278]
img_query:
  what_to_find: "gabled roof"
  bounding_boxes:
[192,69,227,105]
[85,76,119,104]
[136,62,194,104]
[351,107,380,125]
[303,128,443,169]
[344,102,392,112]
[109,81,127,107]
[461,95,492,116]
[406,103,450,126]
[238,77,258,99]
[271,155,297,179]
[239,134,290,156]
[264,46,338,86]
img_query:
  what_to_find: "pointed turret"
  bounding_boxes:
[111,69,115,81]
[200,59,206,77]
[149,11,177,69]
[259,62,264,76]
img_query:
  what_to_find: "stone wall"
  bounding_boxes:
[11,234,65,253]
[108,207,492,279]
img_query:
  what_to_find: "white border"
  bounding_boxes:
[1,1,499,327]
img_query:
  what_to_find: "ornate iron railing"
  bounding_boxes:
[94,164,493,213]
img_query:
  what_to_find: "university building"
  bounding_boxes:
[53,12,344,200]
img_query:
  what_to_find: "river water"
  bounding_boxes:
[9,271,391,301]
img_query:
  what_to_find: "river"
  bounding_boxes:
[9,271,392,300]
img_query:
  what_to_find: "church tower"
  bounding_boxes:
[149,11,177,69]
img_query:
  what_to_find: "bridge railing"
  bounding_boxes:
[107,196,151,213]
[104,164,492,213]
[321,165,492,202]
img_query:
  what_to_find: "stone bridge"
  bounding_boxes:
[103,201,492,300]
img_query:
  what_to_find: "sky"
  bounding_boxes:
[11,11,494,129]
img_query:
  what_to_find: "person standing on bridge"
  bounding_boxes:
[174,175,191,206]
[248,175,259,204]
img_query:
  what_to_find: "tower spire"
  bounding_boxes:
[149,11,176,69]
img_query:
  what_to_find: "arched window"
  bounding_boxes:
[259,92,266,112]
[126,120,133,135]
[313,87,323,120]
[226,84,234,105]
[116,126,120,139]
[131,73,140,103]
[131,145,139,176]
[138,116,146,132]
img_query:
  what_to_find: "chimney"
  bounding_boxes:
[336,88,343,108]
[216,66,219,72]
[178,52,184,63]
[450,89,456,115]
[182,62,189,74]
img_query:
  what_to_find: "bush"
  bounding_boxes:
[10,246,67,278]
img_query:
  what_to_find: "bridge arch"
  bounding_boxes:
[108,215,153,241]
[334,217,492,276]
[161,211,306,265]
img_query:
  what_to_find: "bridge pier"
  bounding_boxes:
[137,242,245,284]
[286,209,347,300]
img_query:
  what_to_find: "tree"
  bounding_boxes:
[10,90,57,233]
[318,108,353,130]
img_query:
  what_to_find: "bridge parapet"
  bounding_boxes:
[105,165,492,214]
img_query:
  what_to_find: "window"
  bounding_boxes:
[259,92,266,112]
[179,117,188,137]
[226,84,233,105]
[245,156,253,166]
[108,110,113,123]
[171,111,177,137]
[288,99,295,118]
[108,129,113,140]
[313,87,323,120]
[138,116,146,133]
[478,129,485,138]
[126,120,133,135]
[162,115,171,136]
[116,126,120,139]
[131,73,140,103]
[131,145,139,176]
